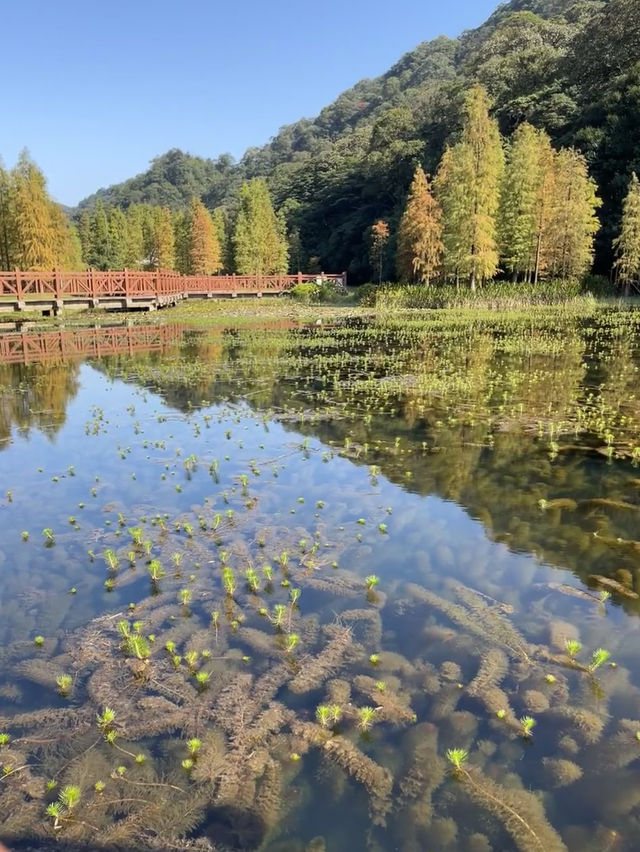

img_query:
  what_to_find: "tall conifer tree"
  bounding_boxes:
[434,84,503,289]
[146,207,175,270]
[88,201,111,269]
[0,159,16,269]
[187,198,221,274]
[498,123,551,282]
[614,172,640,290]
[397,166,443,284]
[107,207,128,269]
[212,207,232,272]
[13,151,57,269]
[546,148,599,280]
[123,205,145,268]
[233,178,288,274]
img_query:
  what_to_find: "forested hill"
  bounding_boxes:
[77,0,640,280]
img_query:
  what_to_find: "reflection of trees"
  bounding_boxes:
[0,361,80,448]
[98,327,297,412]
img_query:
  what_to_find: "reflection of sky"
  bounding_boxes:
[1,361,631,651]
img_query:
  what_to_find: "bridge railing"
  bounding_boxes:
[0,270,346,300]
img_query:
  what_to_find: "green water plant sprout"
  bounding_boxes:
[222,566,236,596]
[446,748,468,772]
[565,639,582,659]
[365,575,379,590]
[45,785,81,829]
[56,675,73,696]
[520,716,536,738]
[588,648,611,672]
[357,706,377,731]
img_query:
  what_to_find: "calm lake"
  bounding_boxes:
[1,306,640,852]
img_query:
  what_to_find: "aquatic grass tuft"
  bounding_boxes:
[446,748,468,771]
[588,648,611,672]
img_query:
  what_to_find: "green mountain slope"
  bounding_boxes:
[78,0,640,281]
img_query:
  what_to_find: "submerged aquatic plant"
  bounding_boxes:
[245,568,260,593]
[357,706,377,731]
[285,633,299,653]
[365,575,379,590]
[97,707,115,730]
[588,648,611,672]
[446,748,468,771]
[222,566,236,596]
[520,716,536,738]
[565,639,582,659]
[186,737,201,756]
[315,705,333,728]
[56,674,72,696]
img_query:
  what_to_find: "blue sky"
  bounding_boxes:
[3,0,498,206]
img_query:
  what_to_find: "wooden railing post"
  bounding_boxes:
[15,268,22,302]
[124,267,129,298]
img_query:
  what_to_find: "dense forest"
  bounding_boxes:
[2,0,640,284]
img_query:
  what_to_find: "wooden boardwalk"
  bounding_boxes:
[0,269,345,314]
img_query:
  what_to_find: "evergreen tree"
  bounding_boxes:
[232,178,288,274]
[212,207,232,272]
[546,148,600,280]
[12,151,57,269]
[107,207,128,268]
[531,132,556,284]
[614,172,640,291]
[499,123,543,281]
[88,200,111,269]
[435,84,503,289]
[173,209,190,274]
[123,204,145,268]
[187,198,221,274]
[49,203,82,269]
[434,147,469,285]
[369,220,389,284]
[145,206,175,270]
[396,166,443,284]
[77,210,92,267]
[0,159,16,268]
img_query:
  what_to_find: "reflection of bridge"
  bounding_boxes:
[0,269,346,314]
[0,324,185,365]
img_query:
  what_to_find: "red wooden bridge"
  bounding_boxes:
[0,269,346,315]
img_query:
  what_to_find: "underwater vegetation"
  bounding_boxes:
[2,306,640,850]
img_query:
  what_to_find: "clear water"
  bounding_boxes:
[1,313,640,852]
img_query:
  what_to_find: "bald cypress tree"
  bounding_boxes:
[88,201,111,269]
[212,207,232,272]
[145,206,175,270]
[397,166,443,284]
[614,172,640,291]
[498,123,554,282]
[187,198,221,274]
[435,84,503,289]
[123,204,145,268]
[233,178,288,274]
[0,159,16,268]
[546,148,599,281]
[13,151,57,269]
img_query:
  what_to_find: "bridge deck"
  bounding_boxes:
[0,270,344,314]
